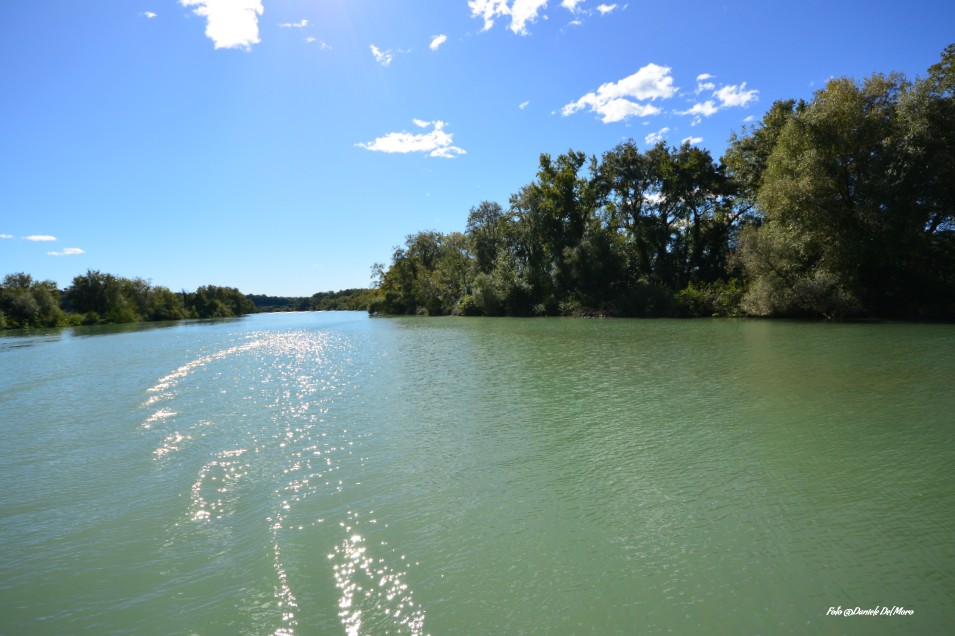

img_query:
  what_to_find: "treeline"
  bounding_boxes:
[0,270,376,330]
[0,270,256,329]
[371,45,955,320]
[248,289,375,313]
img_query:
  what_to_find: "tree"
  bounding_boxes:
[187,285,255,318]
[466,201,509,275]
[737,51,955,318]
[0,273,67,328]
[67,270,131,322]
[509,150,598,313]
[724,99,805,214]
[146,286,186,321]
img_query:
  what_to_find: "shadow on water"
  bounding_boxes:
[0,329,66,351]
[0,312,371,353]
[0,316,251,351]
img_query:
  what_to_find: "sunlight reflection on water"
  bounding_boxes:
[138,326,427,635]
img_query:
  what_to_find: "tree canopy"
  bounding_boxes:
[370,45,955,320]
[1,269,375,330]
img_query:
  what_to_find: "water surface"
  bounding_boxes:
[1,313,953,634]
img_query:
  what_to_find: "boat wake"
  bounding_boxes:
[139,329,427,635]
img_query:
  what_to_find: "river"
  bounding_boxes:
[1,312,953,635]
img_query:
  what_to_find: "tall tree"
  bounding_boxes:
[738,48,955,318]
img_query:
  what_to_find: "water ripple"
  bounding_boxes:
[139,326,427,635]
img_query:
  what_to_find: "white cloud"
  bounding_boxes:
[680,100,718,118]
[357,120,466,158]
[24,235,57,242]
[743,115,757,123]
[305,37,331,49]
[682,136,703,145]
[695,73,716,94]
[143,11,157,19]
[509,0,549,34]
[519,100,530,110]
[370,44,394,67]
[562,63,676,123]
[469,0,548,35]
[714,82,758,108]
[679,79,758,124]
[279,18,308,28]
[0,234,13,239]
[644,127,669,145]
[561,0,585,11]
[430,34,448,51]
[596,3,618,14]
[47,247,85,257]
[469,0,510,31]
[180,0,264,50]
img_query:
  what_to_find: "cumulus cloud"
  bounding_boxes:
[509,0,549,34]
[357,120,466,158]
[680,78,759,124]
[562,63,677,123]
[370,44,394,66]
[469,0,548,35]
[714,82,758,108]
[681,100,718,118]
[279,18,308,28]
[24,235,58,241]
[682,136,703,145]
[47,247,85,257]
[143,11,157,19]
[695,73,716,93]
[469,0,510,31]
[471,0,623,32]
[430,34,448,50]
[644,127,669,145]
[181,0,264,50]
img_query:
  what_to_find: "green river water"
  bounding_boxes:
[1,312,953,635]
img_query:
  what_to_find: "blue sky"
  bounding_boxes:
[1,0,952,296]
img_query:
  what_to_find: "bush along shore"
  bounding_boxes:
[0,271,373,330]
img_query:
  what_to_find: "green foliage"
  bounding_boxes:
[1,269,266,330]
[675,279,747,317]
[372,142,748,318]
[736,47,955,318]
[370,43,954,320]
[147,286,187,321]
[186,285,255,318]
[0,273,67,328]
[369,230,476,315]
[3,271,380,330]
[309,289,376,311]
[247,294,310,312]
